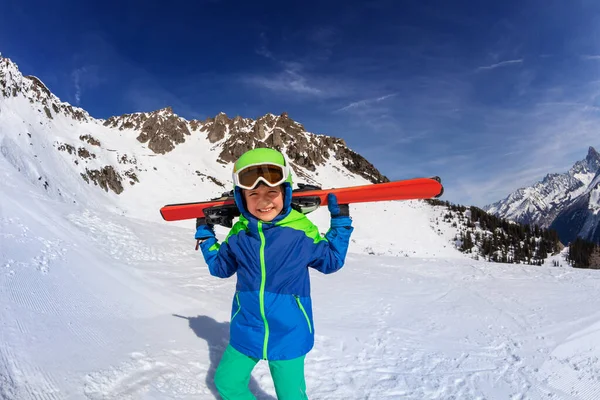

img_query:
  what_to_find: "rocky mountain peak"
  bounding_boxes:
[152,106,174,116]
[204,112,233,143]
[135,108,190,154]
[0,56,22,97]
[1,55,90,122]
[586,146,600,169]
[24,75,52,98]
[569,146,600,177]
[102,106,191,154]
[103,112,147,130]
[205,111,387,183]
[274,111,305,137]
[540,173,561,185]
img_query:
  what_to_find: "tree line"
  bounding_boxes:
[428,199,562,265]
[566,237,600,268]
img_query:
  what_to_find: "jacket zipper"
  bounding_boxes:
[257,221,270,359]
[294,295,313,333]
[231,291,241,322]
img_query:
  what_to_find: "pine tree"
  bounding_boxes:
[567,237,597,268]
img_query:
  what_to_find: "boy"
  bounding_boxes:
[195,148,353,399]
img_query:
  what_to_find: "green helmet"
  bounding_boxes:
[232,148,293,188]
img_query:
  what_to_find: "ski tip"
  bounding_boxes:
[159,209,168,221]
[428,176,443,198]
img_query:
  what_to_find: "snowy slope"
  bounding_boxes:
[4,151,600,399]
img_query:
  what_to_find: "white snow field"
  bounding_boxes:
[3,151,600,400]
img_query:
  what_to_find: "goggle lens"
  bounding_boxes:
[237,164,285,188]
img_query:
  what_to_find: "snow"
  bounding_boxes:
[3,59,600,399]
[573,173,593,187]
[4,169,600,399]
[590,189,600,214]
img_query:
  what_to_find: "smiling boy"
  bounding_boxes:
[195,147,353,399]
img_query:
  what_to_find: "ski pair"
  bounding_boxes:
[159,177,444,227]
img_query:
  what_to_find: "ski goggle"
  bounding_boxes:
[233,162,290,190]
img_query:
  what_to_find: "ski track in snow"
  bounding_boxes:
[83,350,209,399]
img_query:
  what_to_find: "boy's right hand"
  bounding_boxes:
[195,218,216,250]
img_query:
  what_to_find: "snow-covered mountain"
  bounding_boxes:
[484,146,600,243]
[0,55,385,210]
[550,167,600,244]
[0,55,459,258]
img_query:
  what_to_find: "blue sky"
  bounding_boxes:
[2,0,600,207]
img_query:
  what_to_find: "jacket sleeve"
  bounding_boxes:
[199,227,240,278]
[308,216,354,274]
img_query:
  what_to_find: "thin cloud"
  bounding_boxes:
[536,101,600,112]
[70,66,102,105]
[71,68,84,104]
[456,164,556,207]
[247,38,335,96]
[308,26,338,46]
[243,69,324,96]
[255,46,274,60]
[476,59,523,71]
[581,55,600,60]
[335,93,398,112]
[255,33,276,61]
[427,145,498,167]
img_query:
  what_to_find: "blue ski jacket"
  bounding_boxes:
[199,183,353,361]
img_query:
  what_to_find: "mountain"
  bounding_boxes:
[550,167,600,244]
[2,53,576,266]
[484,147,600,244]
[0,55,385,205]
[101,108,388,186]
[2,54,573,264]
[1,54,466,259]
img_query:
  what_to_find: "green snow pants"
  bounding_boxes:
[214,344,308,400]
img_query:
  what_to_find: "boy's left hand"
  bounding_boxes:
[327,193,349,217]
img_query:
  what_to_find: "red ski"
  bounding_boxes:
[159,177,443,226]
